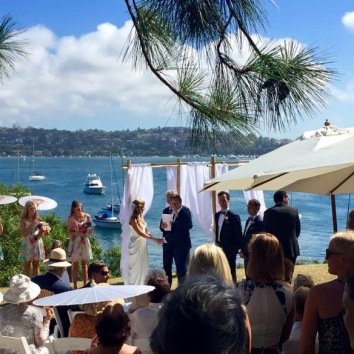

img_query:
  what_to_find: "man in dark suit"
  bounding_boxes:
[162,194,192,285]
[32,248,73,337]
[264,190,301,267]
[159,189,176,285]
[214,191,242,283]
[83,260,110,288]
[240,198,264,276]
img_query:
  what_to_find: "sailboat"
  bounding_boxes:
[29,139,46,181]
[93,154,121,229]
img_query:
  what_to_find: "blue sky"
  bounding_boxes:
[1,0,354,139]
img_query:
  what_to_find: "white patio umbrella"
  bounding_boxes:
[202,123,354,232]
[19,196,57,211]
[0,195,17,205]
[32,285,154,306]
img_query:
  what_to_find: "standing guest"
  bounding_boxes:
[0,274,54,353]
[301,231,354,354]
[263,190,301,269]
[343,274,354,350]
[85,303,142,354]
[32,248,73,338]
[240,198,263,276]
[163,194,193,285]
[19,200,46,276]
[0,216,3,261]
[129,269,171,353]
[128,199,164,285]
[159,189,176,285]
[347,209,354,230]
[83,260,111,287]
[214,191,242,283]
[67,200,93,289]
[150,273,247,354]
[239,233,295,353]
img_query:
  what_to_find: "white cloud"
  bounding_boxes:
[342,11,354,31]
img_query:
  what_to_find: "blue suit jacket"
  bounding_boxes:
[241,214,264,257]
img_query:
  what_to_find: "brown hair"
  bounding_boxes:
[246,233,285,282]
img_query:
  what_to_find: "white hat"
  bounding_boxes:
[44,248,72,268]
[3,274,41,304]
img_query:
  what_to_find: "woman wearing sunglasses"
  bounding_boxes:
[301,230,354,354]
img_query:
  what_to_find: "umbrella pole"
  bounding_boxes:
[331,195,338,233]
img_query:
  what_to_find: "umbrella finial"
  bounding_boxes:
[324,119,331,128]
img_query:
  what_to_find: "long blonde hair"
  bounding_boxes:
[188,243,233,284]
[21,201,41,221]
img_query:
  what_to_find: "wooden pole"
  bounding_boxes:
[330,194,338,233]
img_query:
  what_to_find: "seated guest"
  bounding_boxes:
[292,273,314,291]
[0,274,54,353]
[129,269,170,353]
[282,286,318,354]
[83,261,111,287]
[239,233,295,353]
[85,303,142,354]
[32,248,73,337]
[343,274,354,349]
[51,239,71,286]
[150,273,247,354]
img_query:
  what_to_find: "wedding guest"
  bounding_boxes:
[85,303,142,354]
[83,260,111,287]
[0,274,54,353]
[214,191,242,283]
[301,230,354,354]
[150,273,247,354]
[292,273,314,291]
[347,209,354,230]
[19,200,46,276]
[129,269,170,353]
[343,274,354,349]
[128,199,164,285]
[239,233,295,353]
[51,239,70,286]
[0,216,3,261]
[67,200,93,289]
[159,189,176,285]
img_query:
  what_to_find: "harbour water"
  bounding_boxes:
[1,156,353,268]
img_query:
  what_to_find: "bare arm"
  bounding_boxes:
[300,287,319,354]
[129,218,163,244]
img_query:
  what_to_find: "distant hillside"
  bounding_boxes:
[0,126,292,157]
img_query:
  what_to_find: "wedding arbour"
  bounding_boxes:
[123,0,336,148]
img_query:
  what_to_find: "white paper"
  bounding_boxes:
[162,213,173,231]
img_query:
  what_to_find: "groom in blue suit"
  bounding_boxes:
[163,194,193,285]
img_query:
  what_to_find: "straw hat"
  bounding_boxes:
[44,248,72,267]
[3,274,41,304]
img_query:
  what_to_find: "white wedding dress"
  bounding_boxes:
[128,222,149,285]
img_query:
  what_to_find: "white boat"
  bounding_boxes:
[93,210,122,229]
[83,174,105,194]
[29,139,46,181]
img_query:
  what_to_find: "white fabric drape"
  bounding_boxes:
[166,163,228,240]
[243,190,267,215]
[119,164,154,284]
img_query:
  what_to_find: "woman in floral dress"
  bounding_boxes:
[19,200,45,276]
[0,216,3,260]
[67,200,93,289]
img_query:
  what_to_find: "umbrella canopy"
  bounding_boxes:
[32,285,154,306]
[19,196,57,211]
[0,195,18,205]
[202,123,354,232]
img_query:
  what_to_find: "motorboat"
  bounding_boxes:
[83,174,106,194]
[93,210,122,229]
[103,201,121,213]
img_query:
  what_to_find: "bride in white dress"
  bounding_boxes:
[128,199,164,285]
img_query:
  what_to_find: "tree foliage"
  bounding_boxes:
[123,0,337,148]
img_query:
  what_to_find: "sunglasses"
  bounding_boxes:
[100,271,110,276]
[325,248,343,260]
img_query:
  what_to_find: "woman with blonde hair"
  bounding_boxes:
[301,230,354,354]
[19,201,46,276]
[188,243,233,284]
[239,233,295,353]
[128,199,164,285]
